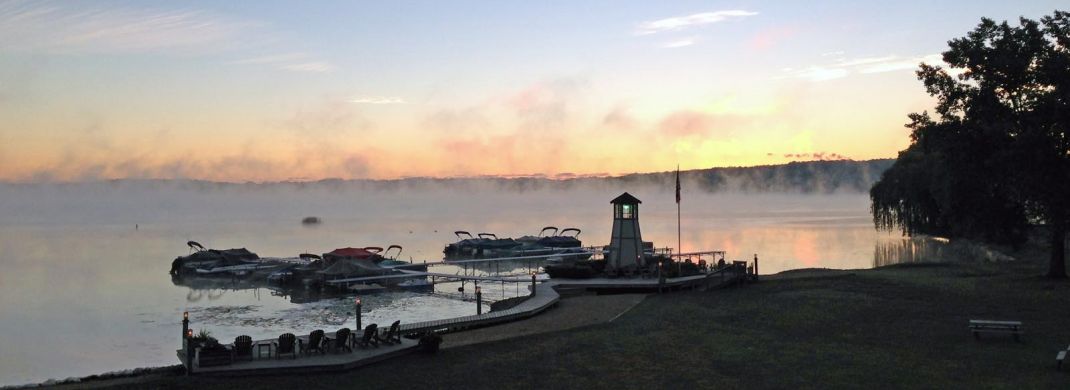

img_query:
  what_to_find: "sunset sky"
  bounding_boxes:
[0,1,1063,182]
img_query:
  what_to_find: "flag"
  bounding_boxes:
[675,165,681,204]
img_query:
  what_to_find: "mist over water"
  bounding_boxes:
[0,181,913,386]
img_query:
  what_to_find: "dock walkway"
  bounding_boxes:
[182,267,744,376]
[178,332,418,376]
[398,266,743,335]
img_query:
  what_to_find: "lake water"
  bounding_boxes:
[0,183,922,386]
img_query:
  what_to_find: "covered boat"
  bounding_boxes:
[536,228,582,248]
[170,248,261,276]
[443,231,522,258]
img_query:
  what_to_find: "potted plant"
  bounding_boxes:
[191,330,232,367]
[418,332,442,353]
[188,329,215,349]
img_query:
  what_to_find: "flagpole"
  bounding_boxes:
[676,165,681,260]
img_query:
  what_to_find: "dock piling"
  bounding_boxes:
[182,311,189,348]
[185,328,193,375]
[753,254,759,281]
[355,297,362,331]
[475,284,482,315]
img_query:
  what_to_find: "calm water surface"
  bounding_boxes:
[0,185,923,386]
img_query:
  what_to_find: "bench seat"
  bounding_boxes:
[968,320,1023,341]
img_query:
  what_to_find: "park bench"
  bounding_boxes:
[1058,344,1069,371]
[969,320,1022,342]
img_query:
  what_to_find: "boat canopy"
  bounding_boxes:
[318,258,381,276]
[325,247,377,259]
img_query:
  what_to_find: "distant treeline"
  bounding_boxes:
[608,159,894,193]
[5,159,893,194]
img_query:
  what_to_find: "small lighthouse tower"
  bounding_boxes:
[607,192,644,273]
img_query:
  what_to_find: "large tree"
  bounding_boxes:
[871,11,1070,278]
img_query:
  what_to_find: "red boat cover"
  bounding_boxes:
[326,247,376,259]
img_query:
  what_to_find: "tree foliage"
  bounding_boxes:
[871,11,1070,278]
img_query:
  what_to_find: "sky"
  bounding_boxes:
[0,0,1064,182]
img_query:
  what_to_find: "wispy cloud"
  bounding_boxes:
[0,1,256,53]
[857,54,942,74]
[662,38,696,48]
[229,53,336,73]
[349,97,407,104]
[228,52,307,65]
[0,1,335,73]
[280,62,336,73]
[784,67,851,82]
[635,10,758,35]
[781,53,944,82]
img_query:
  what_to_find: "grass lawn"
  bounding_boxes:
[77,257,1070,389]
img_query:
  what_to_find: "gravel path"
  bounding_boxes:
[441,293,648,349]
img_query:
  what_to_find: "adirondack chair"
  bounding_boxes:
[273,333,297,359]
[356,324,379,348]
[232,335,253,361]
[301,329,326,356]
[376,320,401,345]
[326,328,352,353]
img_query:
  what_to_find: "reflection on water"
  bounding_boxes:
[874,235,1014,267]
[0,189,916,385]
[874,236,951,267]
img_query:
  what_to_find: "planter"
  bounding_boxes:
[418,333,442,354]
[196,346,233,367]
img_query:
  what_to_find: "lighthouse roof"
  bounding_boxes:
[610,192,642,205]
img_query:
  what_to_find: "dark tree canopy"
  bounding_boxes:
[871,11,1070,278]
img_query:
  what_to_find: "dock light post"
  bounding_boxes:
[182,312,191,375]
[531,272,537,297]
[355,297,362,331]
[753,254,759,280]
[185,328,193,375]
[182,311,189,346]
[476,285,482,315]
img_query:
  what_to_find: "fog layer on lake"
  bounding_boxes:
[0,181,912,386]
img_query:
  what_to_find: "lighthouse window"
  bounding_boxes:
[622,204,634,219]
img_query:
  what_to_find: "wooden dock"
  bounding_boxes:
[399,280,561,335]
[181,266,746,376]
[396,266,745,336]
[178,331,419,376]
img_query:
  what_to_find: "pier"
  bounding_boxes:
[176,191,754,377]
[179,263,748,376]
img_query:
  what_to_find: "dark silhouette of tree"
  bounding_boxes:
[872,11,1070,278]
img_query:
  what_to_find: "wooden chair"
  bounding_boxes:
[301,329,326,356]
[376,320,402,345]
[1057,344,1069,371]
[327,328,352,353]
[356,324,379,348]
[232,335,253,361]
[273,333,297,359]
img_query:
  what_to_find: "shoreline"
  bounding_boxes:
[18,251,1070,389]
[17,293,649,389]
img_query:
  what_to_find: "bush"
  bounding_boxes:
[418,332,442,354]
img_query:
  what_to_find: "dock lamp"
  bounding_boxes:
[475,285,482,315]
[355,297,362,331]
[184,328,194,376]
[182,311,189,346]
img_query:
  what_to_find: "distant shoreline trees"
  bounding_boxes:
[871,11,1070,278]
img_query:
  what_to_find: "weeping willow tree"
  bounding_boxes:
[871,11,1070,278]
